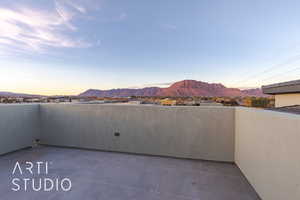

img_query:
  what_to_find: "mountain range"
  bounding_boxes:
[0,92,42,98]
[80,80,266,97]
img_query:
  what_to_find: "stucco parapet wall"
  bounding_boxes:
[0,104,41,155]
[235,107,300,200]
[39,104,235,162]
[1,104,299,161]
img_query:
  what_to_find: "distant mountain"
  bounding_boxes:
[80,80,267,97]
[241,88,266,97]
[81,87,162,97]
[0,92,42,98]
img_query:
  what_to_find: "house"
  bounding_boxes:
[160,98,176,106]
[262,79,300,107]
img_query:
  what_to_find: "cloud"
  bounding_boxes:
[146,82,174,87]
[118,13,127,21]
[0,1,94,55]
[96,40,102,46]
[54,0,90,30]
[129,82,174,89]
[108,12,128,22]
[162,24,177,30]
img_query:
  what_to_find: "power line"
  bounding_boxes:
[233,54,300,86]
[261,66,300,82]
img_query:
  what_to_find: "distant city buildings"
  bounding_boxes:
[0,95,275,108]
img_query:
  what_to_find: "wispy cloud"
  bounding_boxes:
[145,82,174,87]
[161,24,177,30]
[118,13,128,21]
[129,82,174,89]
[108,12,128,22]
[54,0,89,30]
[0,0,96,55]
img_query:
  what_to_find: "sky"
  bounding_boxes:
[1,0,300,95]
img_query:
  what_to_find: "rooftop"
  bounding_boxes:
[0,146,259,200]
[1,104,299,200]
[266,105,300,115]
[262,79,300,94]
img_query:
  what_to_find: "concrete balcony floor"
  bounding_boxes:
[0,146,260,200]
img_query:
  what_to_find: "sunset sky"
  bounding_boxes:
[1,0,300,95]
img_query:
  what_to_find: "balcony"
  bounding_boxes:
[0,104,299,200]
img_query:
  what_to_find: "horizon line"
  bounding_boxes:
[0,79,262,96]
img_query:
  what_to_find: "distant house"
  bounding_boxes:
[160,98,177,106]
[262,79,300,107]
[127,101,142,105]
